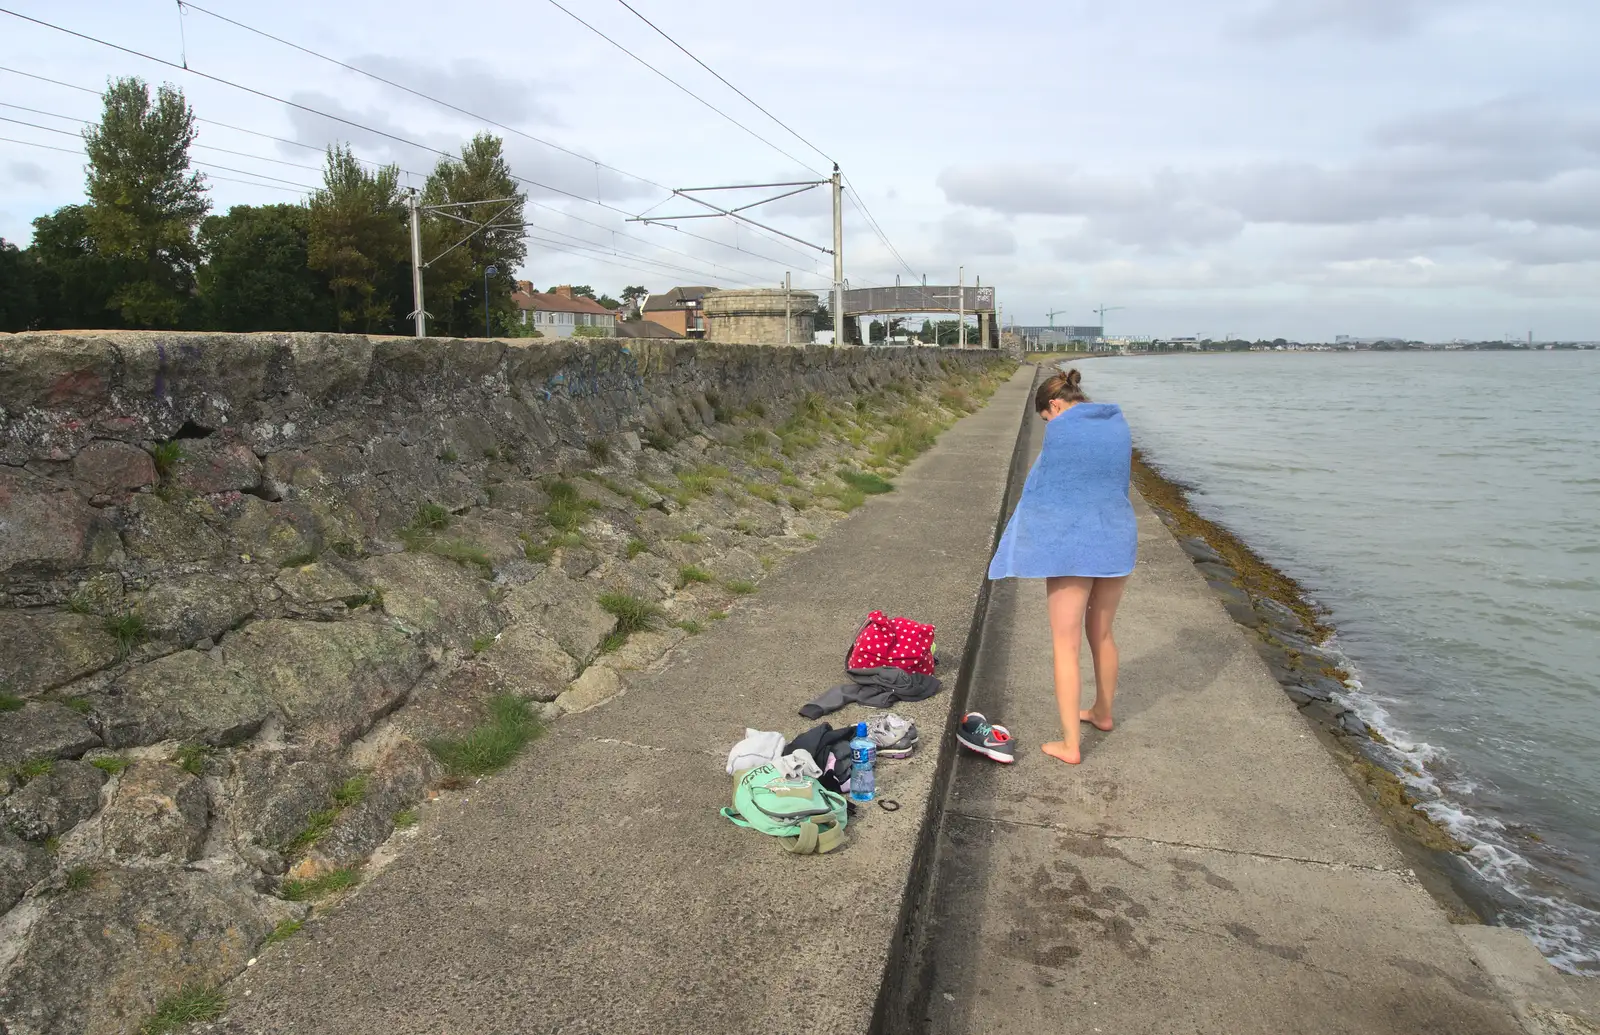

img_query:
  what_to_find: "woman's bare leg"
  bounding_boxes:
[1080,576,1129,731]
[1042,576,1092,765]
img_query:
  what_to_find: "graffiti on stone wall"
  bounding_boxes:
[538,348,645,402]
[153,341,206,399]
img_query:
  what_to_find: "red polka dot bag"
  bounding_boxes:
[846,610,937,676]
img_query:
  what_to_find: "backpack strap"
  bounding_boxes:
[720,806,753,830]
[782,816,845,855]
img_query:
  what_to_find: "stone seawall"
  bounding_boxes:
[0,331,1009,1035]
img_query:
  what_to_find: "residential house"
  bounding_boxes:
[641,286,716,339]
[511,282,618,338]
[613,319,683,339]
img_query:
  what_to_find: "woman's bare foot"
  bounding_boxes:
[1041,741,1081,765]
[1079,709,1113,732]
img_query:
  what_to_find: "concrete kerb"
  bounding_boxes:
[869,365,1041,1035]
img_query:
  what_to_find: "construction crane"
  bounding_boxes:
[1045,308,1070,329]
[1095,304,1126,338]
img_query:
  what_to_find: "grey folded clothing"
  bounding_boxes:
[799,667,942,719]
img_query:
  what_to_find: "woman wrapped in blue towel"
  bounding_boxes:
[988,368,1137,765]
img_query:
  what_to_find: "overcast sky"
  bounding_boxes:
[3,0,1597,340]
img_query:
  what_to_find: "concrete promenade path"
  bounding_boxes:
[896,376,1528,1035]
[218,367,1037,1034]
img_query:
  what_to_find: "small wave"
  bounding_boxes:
[1338,678,1599,973]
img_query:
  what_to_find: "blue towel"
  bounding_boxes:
[988,402,1137,580]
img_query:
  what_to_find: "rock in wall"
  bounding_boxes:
[0,330,1008,1032]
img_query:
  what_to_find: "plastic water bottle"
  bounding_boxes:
[849,722,877,803]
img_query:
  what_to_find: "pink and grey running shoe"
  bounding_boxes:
[957,712,1016,763]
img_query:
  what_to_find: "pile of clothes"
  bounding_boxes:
[719,610,939,855]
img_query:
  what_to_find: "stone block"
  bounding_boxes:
[486,479,551,515]
[97,650,274,749]
[219,495,321,566]
[274,560,370,605]
[135,573,256,646]
[500,567,615,667]
[222,618,426,746]
[0,333,116,418]
[168,438,263,496]
[0,611,120,696]
[358,552,498,650]
[120,493,227,563]
[0,466,120,577]
[0,701,102,771]
[478,624,578,702]
[707,547,763,583]
[555,665,622,715]
[71,440,157,502]
[300,737,439,873]
[1,759,106,841]
[101,761,209,862]
[222,745,347,852]
[605,628,687,672]
[0,864,299,1035]
[0,828,51,912]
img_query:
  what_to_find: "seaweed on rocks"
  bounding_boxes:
[1129,449,1476,887]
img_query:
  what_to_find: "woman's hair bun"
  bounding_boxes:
[1065,369,1082,388]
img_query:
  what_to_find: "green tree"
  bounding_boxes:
[421,134,526,337]
[82,77,209,328]
[198,204,334,331]
[596,294,620,310]
[620,285,648,306]
[307,145,407,333]
[25,205,132,330]
[0,239,38,332]
[569,285,596,299]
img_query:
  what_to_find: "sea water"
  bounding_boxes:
[1084,350,1600,974]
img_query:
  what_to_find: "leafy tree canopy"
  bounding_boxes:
[82,76,210,328]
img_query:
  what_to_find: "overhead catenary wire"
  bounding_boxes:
[538,0,819,176]
[0,100,331,174]
[176,1,669,196]
[609,0,832,168]
[0,111,787,288]
[0,12,818,282]
[0,132,315,194]
[27,5,829,276]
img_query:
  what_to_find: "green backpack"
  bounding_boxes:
[721,763,849,855]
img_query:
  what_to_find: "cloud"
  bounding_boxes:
[284,92,654,205]
[938,92,1600,264]
[347,54,563,128]
[1239,0,1450,39]
[939,212,1017,256]
[6,161,50,187]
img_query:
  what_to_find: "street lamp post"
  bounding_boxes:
[483,265,498,338]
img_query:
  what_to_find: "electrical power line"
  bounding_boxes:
[0,11,816,283]
[82,6,829,275]
[610,0,832,169]
[539,0,819,175]
[0,100,333,174]
[0,133,314,194]
[177,1,669,195]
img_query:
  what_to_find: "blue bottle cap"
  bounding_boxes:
[857,722,868,737]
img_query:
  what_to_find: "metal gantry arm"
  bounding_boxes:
[625,167,845,347]
[625,180,833,256]
[406,192,526,337]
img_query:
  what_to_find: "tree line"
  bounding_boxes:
[0,77,553,337]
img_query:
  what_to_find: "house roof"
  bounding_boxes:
[643,286,716,311]
[511,284,615,316]
[612,319,683,339]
